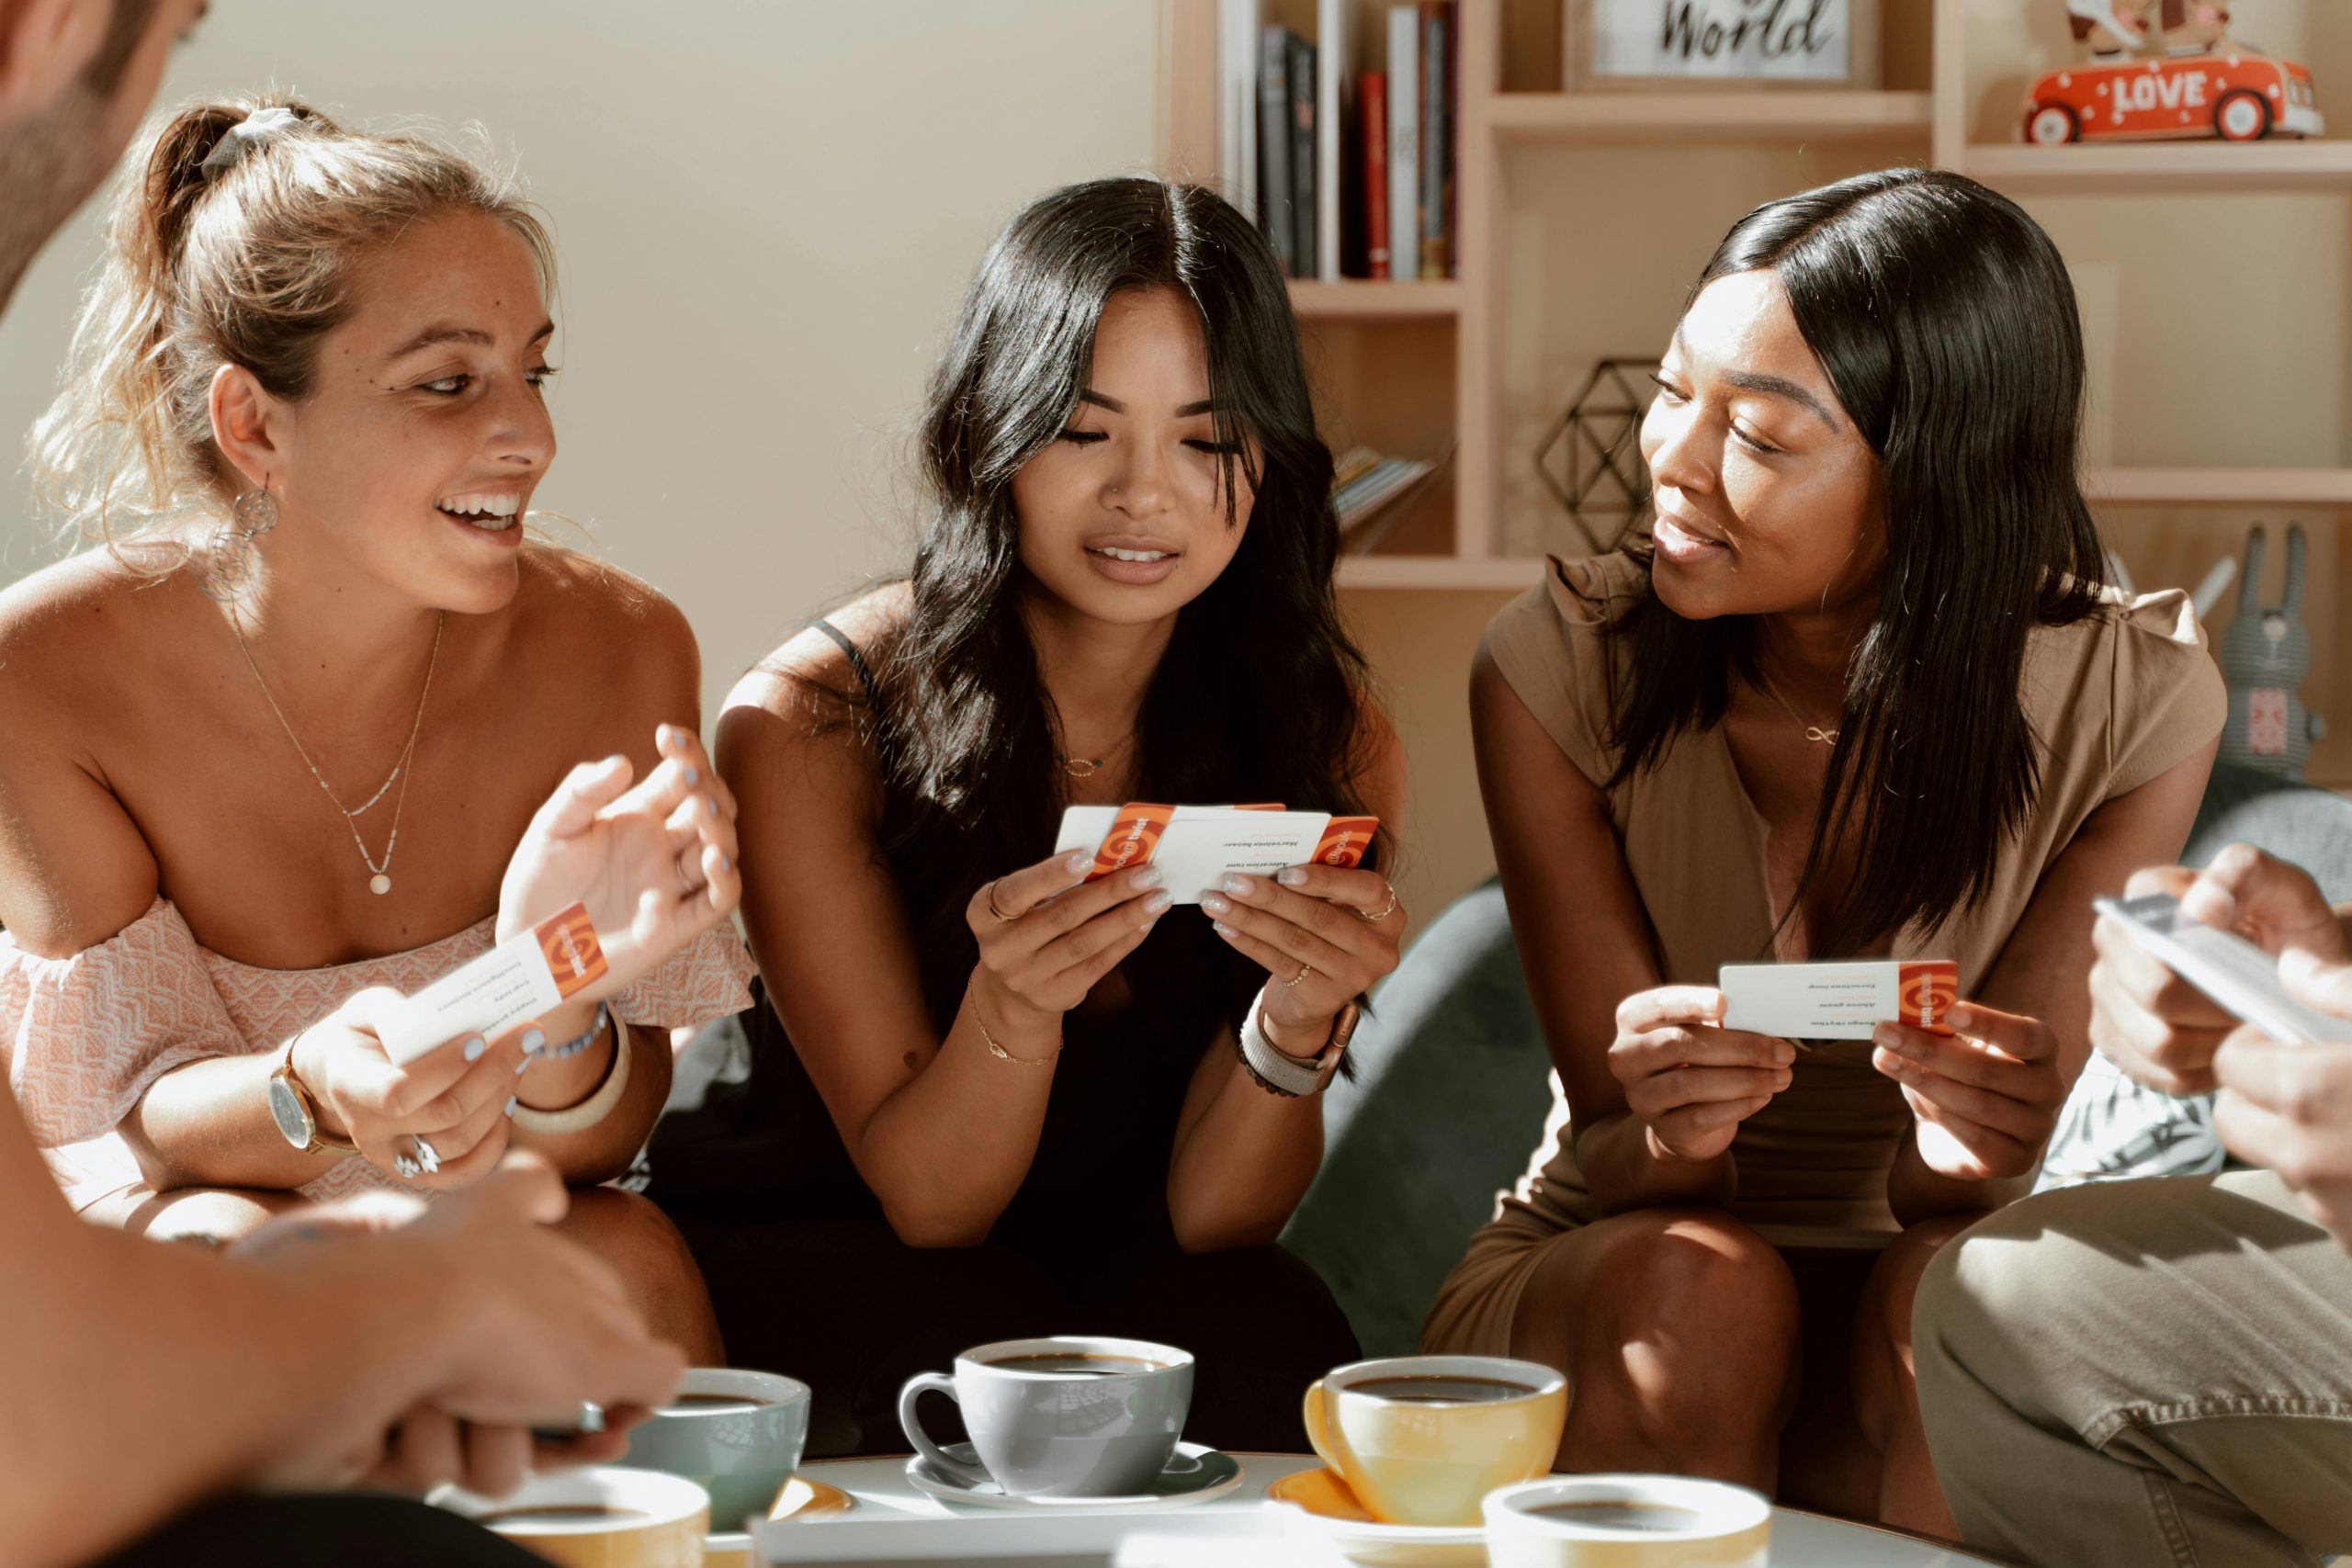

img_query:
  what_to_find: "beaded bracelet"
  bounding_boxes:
[536,1000,610,1062]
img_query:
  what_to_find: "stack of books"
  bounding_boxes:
[1219,2,1459,282]
[1332,444,1451,548]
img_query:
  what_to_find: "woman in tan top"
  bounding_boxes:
[1426,169,2222,1533]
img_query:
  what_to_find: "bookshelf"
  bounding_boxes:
[1162,0,2352,788]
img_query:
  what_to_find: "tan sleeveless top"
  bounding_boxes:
[1483,551,2225,1240]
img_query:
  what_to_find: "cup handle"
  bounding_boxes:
[1301,1378,1341,1474]
[899,1371,990,1490]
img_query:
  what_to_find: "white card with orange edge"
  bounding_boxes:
[377,903,608,1065]
[1053,803,1378,904]
[1719,959,1959,1042]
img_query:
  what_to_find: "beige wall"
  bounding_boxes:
[0,0,1161,721]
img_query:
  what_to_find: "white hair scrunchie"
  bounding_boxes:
[198,106,300,181]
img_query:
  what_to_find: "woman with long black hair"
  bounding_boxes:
[1422,168,2222,1531]
[650,177,1401,1455]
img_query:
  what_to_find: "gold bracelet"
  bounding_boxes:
[967,984,1057,1067]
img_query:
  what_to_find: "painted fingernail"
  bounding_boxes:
[706,795,718,816]
[718,853,733,873]
[1143,889,1173,915]
[682,765,700,784]
[1067,850,1093,874]
[462,1035,488,1063]
[521,1028,546,1055]
[504,1095,519,1119]
[1132,867,1164,890]
[1202,892,1232,915]
[1223,874,1253,896]
[1278,867,1308,887]
[1213,921,1237,940]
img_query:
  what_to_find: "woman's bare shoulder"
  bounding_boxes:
[510,545,699,717]
[0,547,188,705]
[729,581,911,720]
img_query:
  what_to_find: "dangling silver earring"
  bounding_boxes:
[196,485,279,601]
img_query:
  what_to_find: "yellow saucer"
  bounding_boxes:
[703,1475,857,1568]
[1264,1468,1487,1567]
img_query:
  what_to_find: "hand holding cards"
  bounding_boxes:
[2096,891,2352,1045]
[1053,803,1378,901]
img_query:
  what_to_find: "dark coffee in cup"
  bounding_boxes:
[1530,1500,1706,1533]
[985,1352,1171,1376]
[479,1505,648,1526]
[1351,1373,1538,1404]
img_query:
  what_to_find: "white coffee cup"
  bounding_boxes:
[1483,1474,1771,1568]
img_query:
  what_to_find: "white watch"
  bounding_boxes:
[1238,988,1359,1098]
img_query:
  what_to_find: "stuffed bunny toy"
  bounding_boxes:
[2218,523,2324,779]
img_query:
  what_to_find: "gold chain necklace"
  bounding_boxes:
[1755,669,1841,747]
[1055,732,1133,780]
[230,607,445,896]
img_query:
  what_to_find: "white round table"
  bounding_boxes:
[762,1451,2010,1566]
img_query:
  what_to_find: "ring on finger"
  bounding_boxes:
[392,1150,424,1181]
[1355,882,1399,923]
[986,878,1020,923]
[410,1134,441,1177]
[1283,960,1312,988]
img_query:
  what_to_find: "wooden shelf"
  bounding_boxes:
[1335,555,1544,592]
[1289,279,1464,320]
[1492,90,1932,146]
[2086,468,2352,506]
[1963,141,2352,194]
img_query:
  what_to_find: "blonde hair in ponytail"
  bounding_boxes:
[27,94,555,565]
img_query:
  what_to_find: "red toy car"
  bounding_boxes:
[2023,51,2321,144]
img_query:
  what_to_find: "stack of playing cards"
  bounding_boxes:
[1054,804,1378,904]
[1719,959,1960,1041]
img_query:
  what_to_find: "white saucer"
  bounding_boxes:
[905,1440,1243,1512]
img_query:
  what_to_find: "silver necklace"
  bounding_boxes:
[230,608,445,896]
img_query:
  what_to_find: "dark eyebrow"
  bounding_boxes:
[1076,389,1222,419]
[1669,327,1841,433]
[383,319,557,363]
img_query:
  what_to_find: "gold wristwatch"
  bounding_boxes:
[266,1034,356,1156]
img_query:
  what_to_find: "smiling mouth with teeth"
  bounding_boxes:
[436,492,524,530]
[1091,547,1170,563]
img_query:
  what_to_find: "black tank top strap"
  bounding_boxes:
[811,618,884,715]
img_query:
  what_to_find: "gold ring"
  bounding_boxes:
[1283,961,1312,988]
[985,878,1018,923]
[1355,883,1399,923]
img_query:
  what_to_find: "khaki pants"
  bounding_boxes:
[1914,1170,2352,1568]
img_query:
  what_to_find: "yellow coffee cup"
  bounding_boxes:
[1484,1474,1771,1568]
[434,1465,710,1567]
[1301,1354,1567,1528]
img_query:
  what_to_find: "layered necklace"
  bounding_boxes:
[230,607,445,896]
[1055,731,1134,781]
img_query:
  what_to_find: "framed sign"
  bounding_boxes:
[1567,0,1881,91]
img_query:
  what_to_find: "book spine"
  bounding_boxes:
[1219,0,1260,216]
[1387,7,1419,281]
[1259,27,1293,276]
[1290,35,1317,283]
[1317,0,1347,280]
[1363,73,1389,280]
[1419,2,1449,281]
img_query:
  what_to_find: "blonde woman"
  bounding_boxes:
[0,96,752,1359]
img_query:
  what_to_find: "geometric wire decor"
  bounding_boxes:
[1533,357,1660,554]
